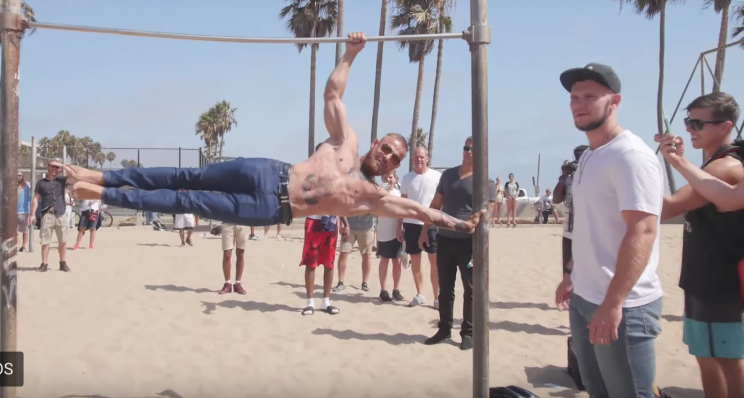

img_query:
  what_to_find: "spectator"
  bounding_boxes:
[16,172,31,252]
[30,159,71,272]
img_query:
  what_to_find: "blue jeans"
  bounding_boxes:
[569,293,663,398]
[101,158,291,227]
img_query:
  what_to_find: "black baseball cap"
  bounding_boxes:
[560,63,621,94]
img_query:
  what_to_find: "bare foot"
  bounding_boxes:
[72,182,104,200]
[63,164,104,185]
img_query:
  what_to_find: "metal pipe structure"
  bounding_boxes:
[334,0,344,66]
[468,0,491,397]
[700,39,744,56]
[26,21,464,44]
[0,0,22,396]
[29,137,36,253]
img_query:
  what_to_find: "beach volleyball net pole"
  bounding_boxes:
[0,0,492,395]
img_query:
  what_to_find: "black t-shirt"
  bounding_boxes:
[435,166,495,239]
[34,176,67,214]
[679,146,744,301]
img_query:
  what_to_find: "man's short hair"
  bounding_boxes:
[384,132,408,150]
[686,92,740,126]
[574,145,589,161]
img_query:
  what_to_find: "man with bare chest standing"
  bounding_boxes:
[67,33,485,236]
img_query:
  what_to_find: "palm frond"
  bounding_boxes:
[390,0,440,62]
[279,0,339,53]
[733,1,744,47]
[703,0,731,13]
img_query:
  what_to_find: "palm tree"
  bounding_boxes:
[427,0,454,166]
[279,0,339,157]
[733,1,744,46]
[195,111,217,162]
[106,152,116,169]
[370,0,389,143]
[411,127,429,148]
[390,0,438,170]
[211,100,238,158]
[705,0,732,92]
[0,1,36,37]
[617,0,682,192]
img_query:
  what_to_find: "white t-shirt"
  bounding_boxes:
[80,200,101,212]
[377,188,402,242]
[400,168,442,225]
[571,130,664,308]
[535,195,553,211]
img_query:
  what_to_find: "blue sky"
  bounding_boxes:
[18,0,744,192]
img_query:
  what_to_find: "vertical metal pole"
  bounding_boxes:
[178,147,182,168]
[62,146,67,166]
[0,1,22,397]
[469,0,490,397]
[700,54,705,95]
[29,137,36,253]
[370,0,387,143]
[137,149,140,167]
[334,0,344,66]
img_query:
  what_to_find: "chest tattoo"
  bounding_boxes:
[301,174,333,206]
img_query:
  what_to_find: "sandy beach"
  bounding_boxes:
[16,223,701,398]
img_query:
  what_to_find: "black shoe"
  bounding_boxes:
[361,282,369,292]
[392,289,405,301]
[379,290,393,302]
[59,261,71,272]
[37,263,48,272]
[425,329,451,345]
[460,335,473,350]
[18,247,25,252]
[332,282,345,293]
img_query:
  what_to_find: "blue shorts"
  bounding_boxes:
[683,292,744,359]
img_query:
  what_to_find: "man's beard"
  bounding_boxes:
[359,156,377,181]
[575,102,610,132]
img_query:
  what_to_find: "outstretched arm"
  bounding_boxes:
[371,194,486,233]
[324,32,366,146]
[669,156,744,212]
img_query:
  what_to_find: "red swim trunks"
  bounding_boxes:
[299,218,338,270]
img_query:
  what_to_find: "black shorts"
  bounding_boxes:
[403,223,438,255]
[377,239,402,259]
[562,237,572,272]
[78,210,100,231]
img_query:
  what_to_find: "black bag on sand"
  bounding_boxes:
[567,336,585,391]
[210,225,222,236]
[489,386,540,398]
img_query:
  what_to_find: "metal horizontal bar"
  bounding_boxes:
[699,39,744,56]
[26,21,464,44]
[100,147,199,150]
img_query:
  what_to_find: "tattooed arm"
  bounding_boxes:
[371,194,486,233]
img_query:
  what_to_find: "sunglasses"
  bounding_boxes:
[380,143,401,166]
[463,145,472,152]
[684,117,726,131]
[49,165,61,170]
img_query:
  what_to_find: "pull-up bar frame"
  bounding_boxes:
[26,21,466,44]
[0,3,491,398]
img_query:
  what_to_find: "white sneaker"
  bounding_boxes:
[409,294,426,307]
[433,299,439,309]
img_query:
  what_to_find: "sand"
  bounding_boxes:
[15,223,702,398]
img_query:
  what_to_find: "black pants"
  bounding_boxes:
[436,235,473,337]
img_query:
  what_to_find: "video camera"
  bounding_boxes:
[562,160,578,174]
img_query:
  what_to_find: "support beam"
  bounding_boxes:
[26,21,464,44]
[334,0,344,66]
[29,137,36,253]
[0,0,23,397]
[468,0,490,397]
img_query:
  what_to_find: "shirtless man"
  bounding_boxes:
[65,32,485,235]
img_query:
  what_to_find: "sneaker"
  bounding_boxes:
[37,263,48,273]
[332,282,345,293]
[433,299,440,310]
[424,329,452,345]
[186,239,193,247]
[18,247,25,253]
[249,234,260,241]
[276,234,284,240]
[218,282,232,294]
[233,282,246,295]
[59,261,71,272]
[73,245,79,250]
[88,245,94,250]
[460,335,473,350]
[392,289,405,301]
[409,294,426,307]
[361,282,369,292]
[379,290,392,302]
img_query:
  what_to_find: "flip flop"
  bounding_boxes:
[302,306,315,316]
[322,305,340,315]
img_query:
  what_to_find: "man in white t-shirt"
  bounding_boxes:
[555,63,664,398]
[399,146,441,308]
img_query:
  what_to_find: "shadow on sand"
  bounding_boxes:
[311,328,458,347]
[662,314,684,322]
[428,319,569,336]
[58,390,185,398]
[524,365,582,397]
[144,285,217,294]
[136,243,172,247]
[200,300,301,315]
[491,301,559,311]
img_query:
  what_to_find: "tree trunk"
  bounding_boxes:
[370,0,387,143]
[409,58,426,171]
[308,21,318,158]
[658,1,676,194]
[427,19,445,166]
[713,1,730,93]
